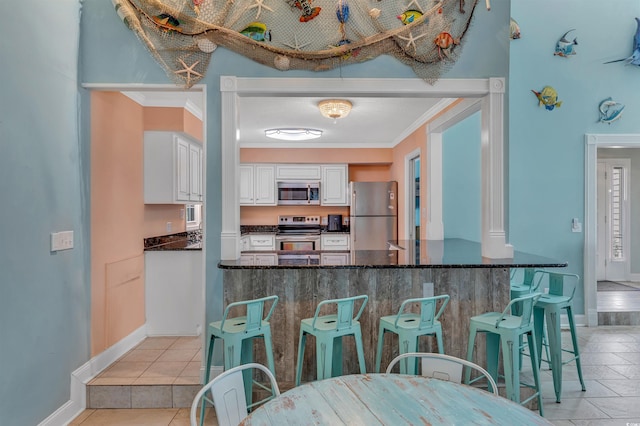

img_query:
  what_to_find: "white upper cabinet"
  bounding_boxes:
[240,164,276,205]
[321,164,349,206]
[144,131,203,204]
[276,164,322,181]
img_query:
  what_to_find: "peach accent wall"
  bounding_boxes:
[349,164,391,182]
[91,92,146,356]
[241,205,349,225]
[91,94,203,356]
[241,148,392,164]
[144,205,186,237]
[390,125,426,240]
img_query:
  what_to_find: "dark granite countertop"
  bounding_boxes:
[218,238,567,269]
[144,231,202,251]
[145,240,202,251]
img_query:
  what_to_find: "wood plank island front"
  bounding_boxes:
[218,239,567,387]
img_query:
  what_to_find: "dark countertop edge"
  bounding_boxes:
[217,262,568,270]
[145,243,202,251]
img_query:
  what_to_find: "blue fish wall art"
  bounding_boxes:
[598,97,625,124]
[554,29,577,57]
[604,17,640,66]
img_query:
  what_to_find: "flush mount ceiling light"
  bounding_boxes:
[318,99,352,121]
[264,128,322,141]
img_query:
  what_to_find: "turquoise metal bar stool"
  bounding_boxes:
[533,271,586,403]
[295,295,368,386]
[375,295,450,374]
[510,269,550,365]
[201,295,278,426]
[466,293,544,416]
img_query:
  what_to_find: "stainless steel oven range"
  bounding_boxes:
[276,215,321,251]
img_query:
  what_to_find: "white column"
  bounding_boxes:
[481,78,513,258]
[220,76,241,260]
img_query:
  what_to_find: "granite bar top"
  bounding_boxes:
[144,231,202,251]
[218,238,567,269]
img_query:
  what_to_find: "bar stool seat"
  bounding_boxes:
[466,293,544,416]
[201,295,278,426]
[533,271,586,403]
[295,295,368,386]
[375,295,450,374]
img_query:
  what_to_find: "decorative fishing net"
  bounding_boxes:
[113,0,481,88]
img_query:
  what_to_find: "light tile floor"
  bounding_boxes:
[89,336,203,387]
[73,325,640,425]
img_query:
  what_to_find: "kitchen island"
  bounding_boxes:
[218,239,566,387]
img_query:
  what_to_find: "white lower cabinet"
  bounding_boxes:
[321,253,351,265]
[144,251,203,336]
[241,253,278,265]
[321,234,350,250]
[247,234,276,251]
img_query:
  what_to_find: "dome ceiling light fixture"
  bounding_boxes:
[318,99,352,122]
[264,128,322,141]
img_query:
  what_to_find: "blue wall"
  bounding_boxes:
[443,111,482,241]
[1,0,539,422]
[0,2,88,425]
[510,1,640,310]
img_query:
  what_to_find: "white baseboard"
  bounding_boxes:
[39,325,147,426]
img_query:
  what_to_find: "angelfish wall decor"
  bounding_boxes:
[554,29,577,57]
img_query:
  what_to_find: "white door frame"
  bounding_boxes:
[585,134,640,326]
[220,76,512,259]
[405,148,421,241]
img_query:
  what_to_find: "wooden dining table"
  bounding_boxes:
[240,374,552,425]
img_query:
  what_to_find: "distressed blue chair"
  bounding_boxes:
[386,352,498,395]
[375,295,450,374]
[295,295,368,386]
[533,271,586,403]
[466,293,544,416]
[201,295,278,426]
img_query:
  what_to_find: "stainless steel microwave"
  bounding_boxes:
[277,181,320,205]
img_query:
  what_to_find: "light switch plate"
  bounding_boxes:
[51,231,74,251]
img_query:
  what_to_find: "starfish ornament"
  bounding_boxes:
[174,59,202,85]
[398,31,428,53]
[283,34,311,51]
[247,0,274,19]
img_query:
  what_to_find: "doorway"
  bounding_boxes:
[585,134,640,326]
[85,83,207,355]
[406,149,421,241]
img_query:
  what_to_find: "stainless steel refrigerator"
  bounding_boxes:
[349,181,398,250]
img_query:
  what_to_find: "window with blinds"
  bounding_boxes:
[610,166,624,260]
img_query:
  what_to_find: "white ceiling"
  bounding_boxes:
[122,90,456,148]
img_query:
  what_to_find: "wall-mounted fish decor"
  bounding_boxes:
[604,17,640,66]
[240,22,271,41]
[598,97,625,124]
[510,18,521,40]
[532,86,562,111]
[554,29,577,57]
[287,0,321,23]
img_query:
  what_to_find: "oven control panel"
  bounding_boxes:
[278,215,321,224]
